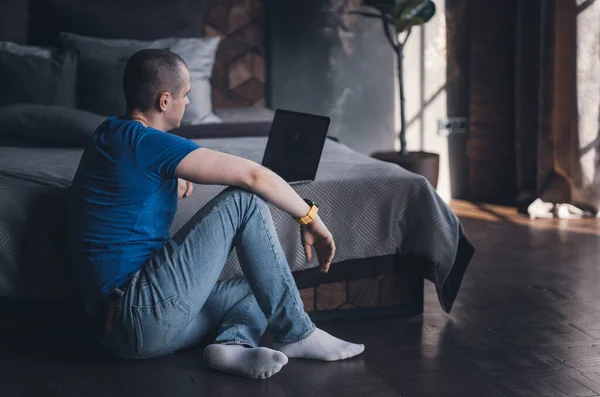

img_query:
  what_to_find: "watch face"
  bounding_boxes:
[304,199,316,207]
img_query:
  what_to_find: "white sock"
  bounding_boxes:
[203,344,288,380]
[273,328,365,361]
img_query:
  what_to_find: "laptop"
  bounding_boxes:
[261,109,331,185]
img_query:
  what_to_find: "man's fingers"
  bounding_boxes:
[184,181,193,197]
[321,241,335,273]
[321,258,329,273]
[327,243,335,265]
[304,244,312,263]
[316,249,329,272]
[321,250,332,273]
[177,179,189,199]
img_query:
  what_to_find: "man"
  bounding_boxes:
[68,49,364,380]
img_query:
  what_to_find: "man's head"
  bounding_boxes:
[123,49,190,130]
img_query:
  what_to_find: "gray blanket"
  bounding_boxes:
[0,136,470,312]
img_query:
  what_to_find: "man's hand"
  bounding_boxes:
[301,216,336,273]
[177,178,193,199]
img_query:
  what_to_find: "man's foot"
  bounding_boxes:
[273,328,365,361]
[203,344,288,380]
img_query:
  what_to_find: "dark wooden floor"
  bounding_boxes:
[1,201,600,397]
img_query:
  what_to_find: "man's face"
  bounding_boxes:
[164,66,191,130]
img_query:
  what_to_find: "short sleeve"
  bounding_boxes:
[135,129,201,179]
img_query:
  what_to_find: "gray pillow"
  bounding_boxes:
[60,33,222,125]
[0,42,77,108]
[0,104,106,146]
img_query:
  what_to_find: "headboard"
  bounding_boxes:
[0,0,266,109]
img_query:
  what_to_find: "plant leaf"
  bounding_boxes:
[391,0,436,32]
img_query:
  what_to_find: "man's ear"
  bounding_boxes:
[158,92,171,112]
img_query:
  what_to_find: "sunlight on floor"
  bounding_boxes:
[451,200,600,236]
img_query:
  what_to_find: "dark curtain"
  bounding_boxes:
[515,0,599,213]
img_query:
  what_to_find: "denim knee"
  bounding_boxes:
[221,186,267,207]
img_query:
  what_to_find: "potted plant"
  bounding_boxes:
[352,0,440,188]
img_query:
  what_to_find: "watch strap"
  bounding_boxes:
[295,202,319,225]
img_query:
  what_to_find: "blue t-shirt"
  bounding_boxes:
[68,117,201,303]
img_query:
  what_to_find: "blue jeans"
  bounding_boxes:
[91,187,316,359]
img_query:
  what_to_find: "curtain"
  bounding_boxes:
[515,0,599,216]
[575,0,600,213]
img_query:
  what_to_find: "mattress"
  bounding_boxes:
[0,109,472,313]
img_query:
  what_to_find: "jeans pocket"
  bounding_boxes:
[133,296,190,356]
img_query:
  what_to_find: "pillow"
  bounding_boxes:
[0,104,106,146]
[0,42,77,108]
[28,0,208,46]
[60,33,222,125]
[61,33,183,58]
[75,54,130,120]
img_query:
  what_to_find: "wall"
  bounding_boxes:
[401,0,450,201]
[205,0,266,108]
[267,0,452,202]
[266,0,396,158]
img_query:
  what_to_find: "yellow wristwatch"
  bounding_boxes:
[295,199,319,225]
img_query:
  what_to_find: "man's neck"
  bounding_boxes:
[124,110,167,131]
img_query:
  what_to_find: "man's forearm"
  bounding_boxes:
[246,165,312,219]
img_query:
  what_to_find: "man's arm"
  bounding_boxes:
[176,148,311,217]
[175,148,335,271]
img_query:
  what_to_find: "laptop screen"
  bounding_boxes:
[261,109,330,182]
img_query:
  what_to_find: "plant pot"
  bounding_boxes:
[371,150,440,189]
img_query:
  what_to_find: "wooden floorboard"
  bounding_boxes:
[0,202,599,396]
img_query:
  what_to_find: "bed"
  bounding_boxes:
[0,0,473,324]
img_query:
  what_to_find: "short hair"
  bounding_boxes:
[123,49,188,112]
